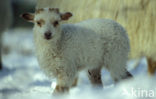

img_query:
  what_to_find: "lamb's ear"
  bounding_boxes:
[20,13,34,22]
[61,12,72,20]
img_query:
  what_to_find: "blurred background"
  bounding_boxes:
[5,0,36,28]
[0,0,156,99]
[0,0,37,71]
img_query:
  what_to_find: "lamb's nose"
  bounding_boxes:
[44,31,52,40]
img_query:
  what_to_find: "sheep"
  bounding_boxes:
[0,0,12,70]
[21,8,132,94]
[36,0,156,75]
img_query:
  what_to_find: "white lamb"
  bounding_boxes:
[21,8,132,94]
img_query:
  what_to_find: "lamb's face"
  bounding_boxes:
[34,8,62,40]
[21,8,72,40]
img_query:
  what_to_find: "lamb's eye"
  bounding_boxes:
[36,19,45,27]
[53,21,59,27]
[37,21,41,26]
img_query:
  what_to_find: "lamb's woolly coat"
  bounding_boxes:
[34,18,130,87]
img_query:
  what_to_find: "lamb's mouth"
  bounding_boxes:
[44,36,52,40]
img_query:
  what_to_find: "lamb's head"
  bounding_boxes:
[21,8,72,40]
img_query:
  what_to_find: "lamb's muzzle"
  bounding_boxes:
[44,31,52,40]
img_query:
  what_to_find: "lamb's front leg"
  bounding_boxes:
[53,69,77,95]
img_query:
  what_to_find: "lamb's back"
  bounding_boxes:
[60,19,129,69]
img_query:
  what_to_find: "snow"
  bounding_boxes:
[0,28,156,99]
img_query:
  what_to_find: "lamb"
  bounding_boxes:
[21,8,132,94]
[0,0,12,70]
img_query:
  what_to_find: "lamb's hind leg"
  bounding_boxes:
[109,68,133,83]
[117,69,132,82]
[88,67,102,87]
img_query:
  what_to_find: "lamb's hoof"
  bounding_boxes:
[53,85,69,96]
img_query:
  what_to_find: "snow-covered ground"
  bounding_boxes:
[0,28,156,99]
